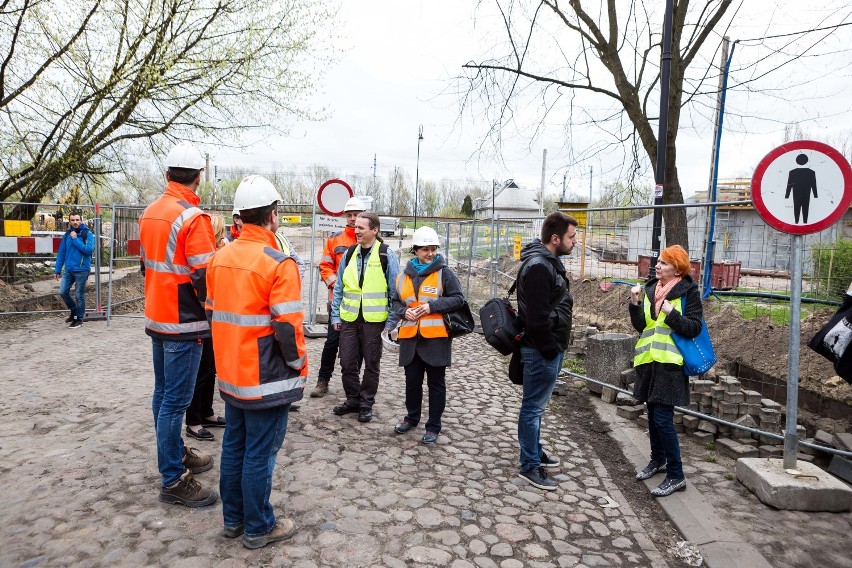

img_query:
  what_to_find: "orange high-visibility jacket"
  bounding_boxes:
[206,224,307,409]
[395,269,449,339]
[319,226,357,300]
[139,182,216,340]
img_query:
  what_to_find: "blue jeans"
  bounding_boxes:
[518,346,564,472]
[220,402,290,537]
[647,403,683,480]
[151,338,202,487]
[59,270,90,320]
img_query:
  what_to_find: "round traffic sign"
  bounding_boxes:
[752,140,852,235]
[316,179,353,216]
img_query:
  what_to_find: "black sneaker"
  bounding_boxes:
[394,419,417,434]
[636,459,667,481]
[69,318,83,329]
[186,426,214,441]
[651,477,687,497]
[65,314,74,323]
[519,467,558,491]
[357,408,373,423]
[540,452,560,469]
[333,403,359,416]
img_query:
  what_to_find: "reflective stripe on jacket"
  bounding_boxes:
[396,269,448,339]
[340,244,388,323]
[139,182,216,340]
[634,293,684,366]
[319,227,357,299]
[206,224,307,409]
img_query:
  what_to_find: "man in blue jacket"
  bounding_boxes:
[54,212,94,328]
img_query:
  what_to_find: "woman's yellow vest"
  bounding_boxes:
[340,244,388,323]
[395,269,448,339]
[633,293,684,366]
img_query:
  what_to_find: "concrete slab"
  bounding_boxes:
[736,458,852,512]
[302,324,328,338]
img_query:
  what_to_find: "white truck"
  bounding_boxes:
[379,216,400,237]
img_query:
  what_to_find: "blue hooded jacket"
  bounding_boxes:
[55,223,94,273]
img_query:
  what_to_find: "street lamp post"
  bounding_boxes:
[414,125,423,229]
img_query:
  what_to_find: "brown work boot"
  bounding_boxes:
[182,446,213,474]
[242,518,297,549]
[310,380,329,398]
[159,471,218,507]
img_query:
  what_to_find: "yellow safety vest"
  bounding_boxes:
[396,269,448,339]
[340,244,388,323]
[274,233,290,256]
[633,293,684,366]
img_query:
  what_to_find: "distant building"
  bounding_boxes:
[473,179,540,220]
[628,179,852,270]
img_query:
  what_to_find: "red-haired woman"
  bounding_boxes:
[629,245,703,497]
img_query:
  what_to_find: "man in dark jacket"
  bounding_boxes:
[54,212,95,328]
[515,212,578,490]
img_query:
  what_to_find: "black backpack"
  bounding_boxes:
[479,280,523,355]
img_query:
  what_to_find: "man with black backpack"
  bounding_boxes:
[515,211,578,490]
[330,212,400,423]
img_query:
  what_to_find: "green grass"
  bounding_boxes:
[725,473,734,481]
[704,442,715,451]
[703,453,718,463]
[729,301,817,326]
[563,356,586,375]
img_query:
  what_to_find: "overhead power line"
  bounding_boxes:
[739,21,852,44]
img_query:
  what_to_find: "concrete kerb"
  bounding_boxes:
[593,395,775,568]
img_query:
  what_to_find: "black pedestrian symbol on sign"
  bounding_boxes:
[785,153,818,224]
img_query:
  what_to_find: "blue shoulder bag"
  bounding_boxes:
[670,297,717,376]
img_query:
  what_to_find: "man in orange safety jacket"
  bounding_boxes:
[309,196,365,398]
[139,141,218,508]
[206,175,306,550]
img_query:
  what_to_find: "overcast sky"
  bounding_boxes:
[213,1,852,202]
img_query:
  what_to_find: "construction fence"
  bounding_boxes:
[2,200,851,467]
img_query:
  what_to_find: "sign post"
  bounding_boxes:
[751,140,852,470]
[309,179,353,327]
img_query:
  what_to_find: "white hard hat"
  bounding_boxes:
[164,142,205,170]
[232,207,240,217]
[381,329,399,353]
[233,175,281,212]
[344,196,366,212]
[412,226,440,247]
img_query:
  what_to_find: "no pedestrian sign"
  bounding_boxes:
[751,140,852,235]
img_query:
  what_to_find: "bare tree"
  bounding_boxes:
[457,1,850,249]
[0,0,334,225]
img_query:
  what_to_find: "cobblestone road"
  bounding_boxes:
[1,316,672,568]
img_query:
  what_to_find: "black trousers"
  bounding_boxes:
[404,352,447,434]
[186,337,215,426]
[317,317,341,381]
[339,321,384,409]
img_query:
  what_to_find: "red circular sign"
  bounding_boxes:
[752,140,852,235]
[316,179,354,216]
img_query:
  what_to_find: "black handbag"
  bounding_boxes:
[444,301,475,338]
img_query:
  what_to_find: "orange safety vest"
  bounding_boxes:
[139,182,216,340]
[206,224,307,409]
[319,226,357,299]
[395,269,449,339]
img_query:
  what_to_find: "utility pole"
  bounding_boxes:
[648,0,674,280]
[539,149,547,216]
[391,167,398,215]
[561,173,567,202]
[213,165,218,204]
[372,154,377,196]
[205,153,210,184]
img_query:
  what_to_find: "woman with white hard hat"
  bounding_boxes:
[388,226,466,444]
